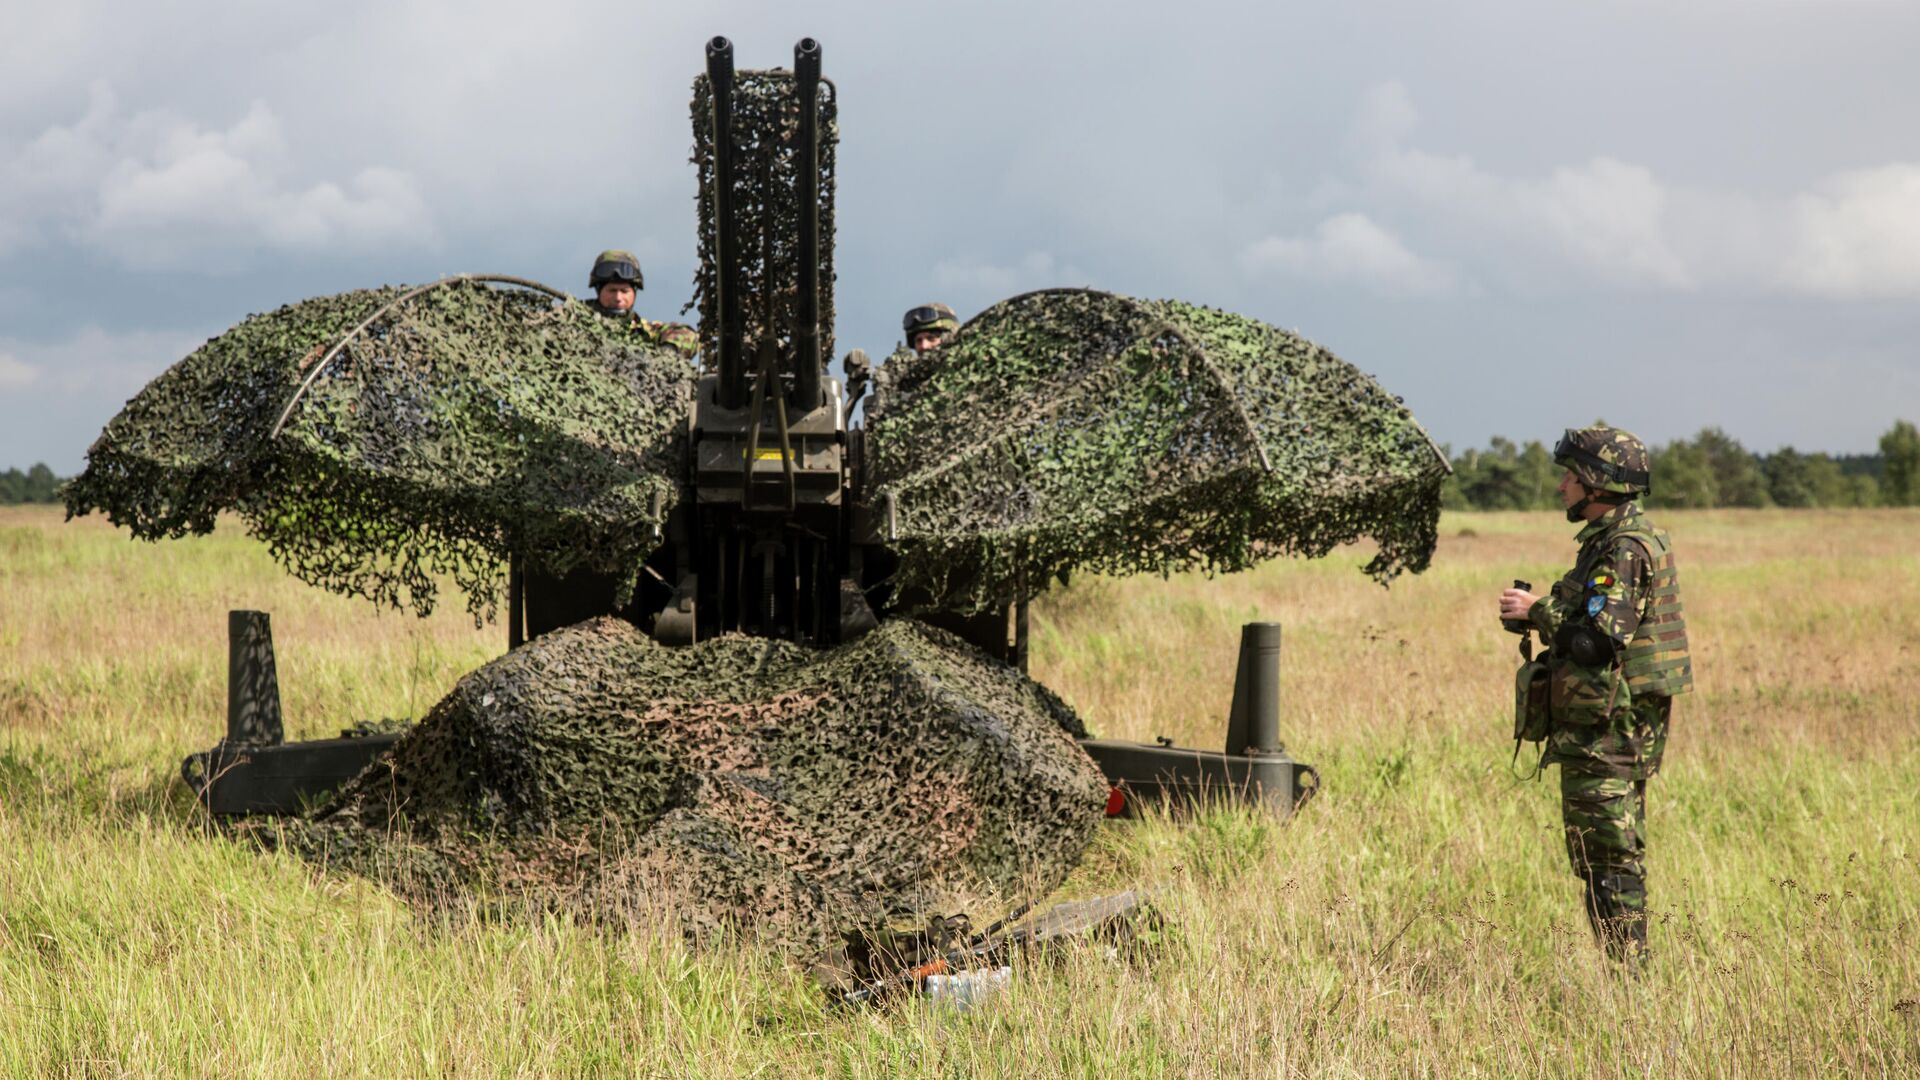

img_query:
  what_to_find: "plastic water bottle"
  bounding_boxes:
[923,965,1012,1010]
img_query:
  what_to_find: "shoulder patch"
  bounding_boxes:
[1586,595,1606,617]
[1588,571,1615,589]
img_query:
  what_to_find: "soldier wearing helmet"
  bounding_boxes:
[870,302,960,412]
[901,302,959,356]
[585,249,700,360]
[1498,425,1693,969]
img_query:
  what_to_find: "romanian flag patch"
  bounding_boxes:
[1588,572,1616,589]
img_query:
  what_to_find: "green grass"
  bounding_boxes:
[3,506,1918,1075]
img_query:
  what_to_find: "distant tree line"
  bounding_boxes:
[1442,420,1920,510]
[0,464,63,505]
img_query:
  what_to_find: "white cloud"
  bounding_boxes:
[1522,158,1691,287]
[0,353,39,389]
[1781,165,1920,298]
[2,84,434,266]
[1240,213,1462,297]
[1352,80,1920,298]
[1366,116,1691,288]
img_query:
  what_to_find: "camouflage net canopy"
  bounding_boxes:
[64,280,694,620]
[865,289,1450,612]
[281,617,1105,954]
[688,69,837,361]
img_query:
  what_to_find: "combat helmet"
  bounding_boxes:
[902,302,959,338]
[1554,425,1651,501]
[589,249,645,291]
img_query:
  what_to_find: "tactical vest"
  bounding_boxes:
[1578,512,1693,698]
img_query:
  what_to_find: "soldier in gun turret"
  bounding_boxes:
[1497,425,1693,969]
[870,303,958,412]
[901,302,958,357]
[586,249,700,360]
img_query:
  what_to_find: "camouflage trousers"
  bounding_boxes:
[1546,695,1673,959]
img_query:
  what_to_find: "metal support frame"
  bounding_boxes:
[1078,622,1318,816]
[225,610,283,745]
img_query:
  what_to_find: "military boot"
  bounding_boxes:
[1580,872,1612,941]
[1611,910,1650,973]
[1585,872,1650,971]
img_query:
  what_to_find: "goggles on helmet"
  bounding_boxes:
[592,258,643,287]
[903,305,953,332]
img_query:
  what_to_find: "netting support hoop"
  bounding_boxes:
[1149,298,1448,478]
[956,288,1274,474]
[877,290,1158,503]
[268,273,574,440]
[929,288,1272,478]
[1147,314,1273,474]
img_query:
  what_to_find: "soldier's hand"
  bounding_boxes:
[1499,587,1538,621]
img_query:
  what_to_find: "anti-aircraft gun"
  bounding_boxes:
[511,38,869,650]
[72,37,1448,821]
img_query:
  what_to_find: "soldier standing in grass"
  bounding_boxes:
[1498,425,1693,967]
[585,249,700,360]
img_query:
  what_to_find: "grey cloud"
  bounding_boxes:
[0,325,213,470]
[0,326,207,397]
[4,86,435,267]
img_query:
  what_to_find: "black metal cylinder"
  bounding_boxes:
[1224,621,1281,756]
[791,37,823,411]
[226,610,284,746]
[1244,622,1282,753]
[706,36,745,409]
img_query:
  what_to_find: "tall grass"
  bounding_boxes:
[2,506,1916,1075]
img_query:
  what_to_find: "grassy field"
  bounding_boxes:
[2,504,1917,1076]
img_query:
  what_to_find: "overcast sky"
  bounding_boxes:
[4,0,1918,472]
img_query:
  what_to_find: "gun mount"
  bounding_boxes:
[164,36,1359,820]
[508,38,865,650]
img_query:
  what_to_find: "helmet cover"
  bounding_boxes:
[1553,425,1650,497]
[589,249,644,291]
[902,302,959,337]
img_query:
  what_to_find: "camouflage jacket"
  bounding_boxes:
[1528,501,1691,727]
[589,303,700,360]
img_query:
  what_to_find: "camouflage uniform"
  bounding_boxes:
[871,304,958,411]
[1527,428,1692,964]
[585,248,700,360]
[588,303,701,360]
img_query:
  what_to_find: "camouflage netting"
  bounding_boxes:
[278,617,1106,953]
[63,280,694,620]
[864,289,1450,612]
[688,70,837,361]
